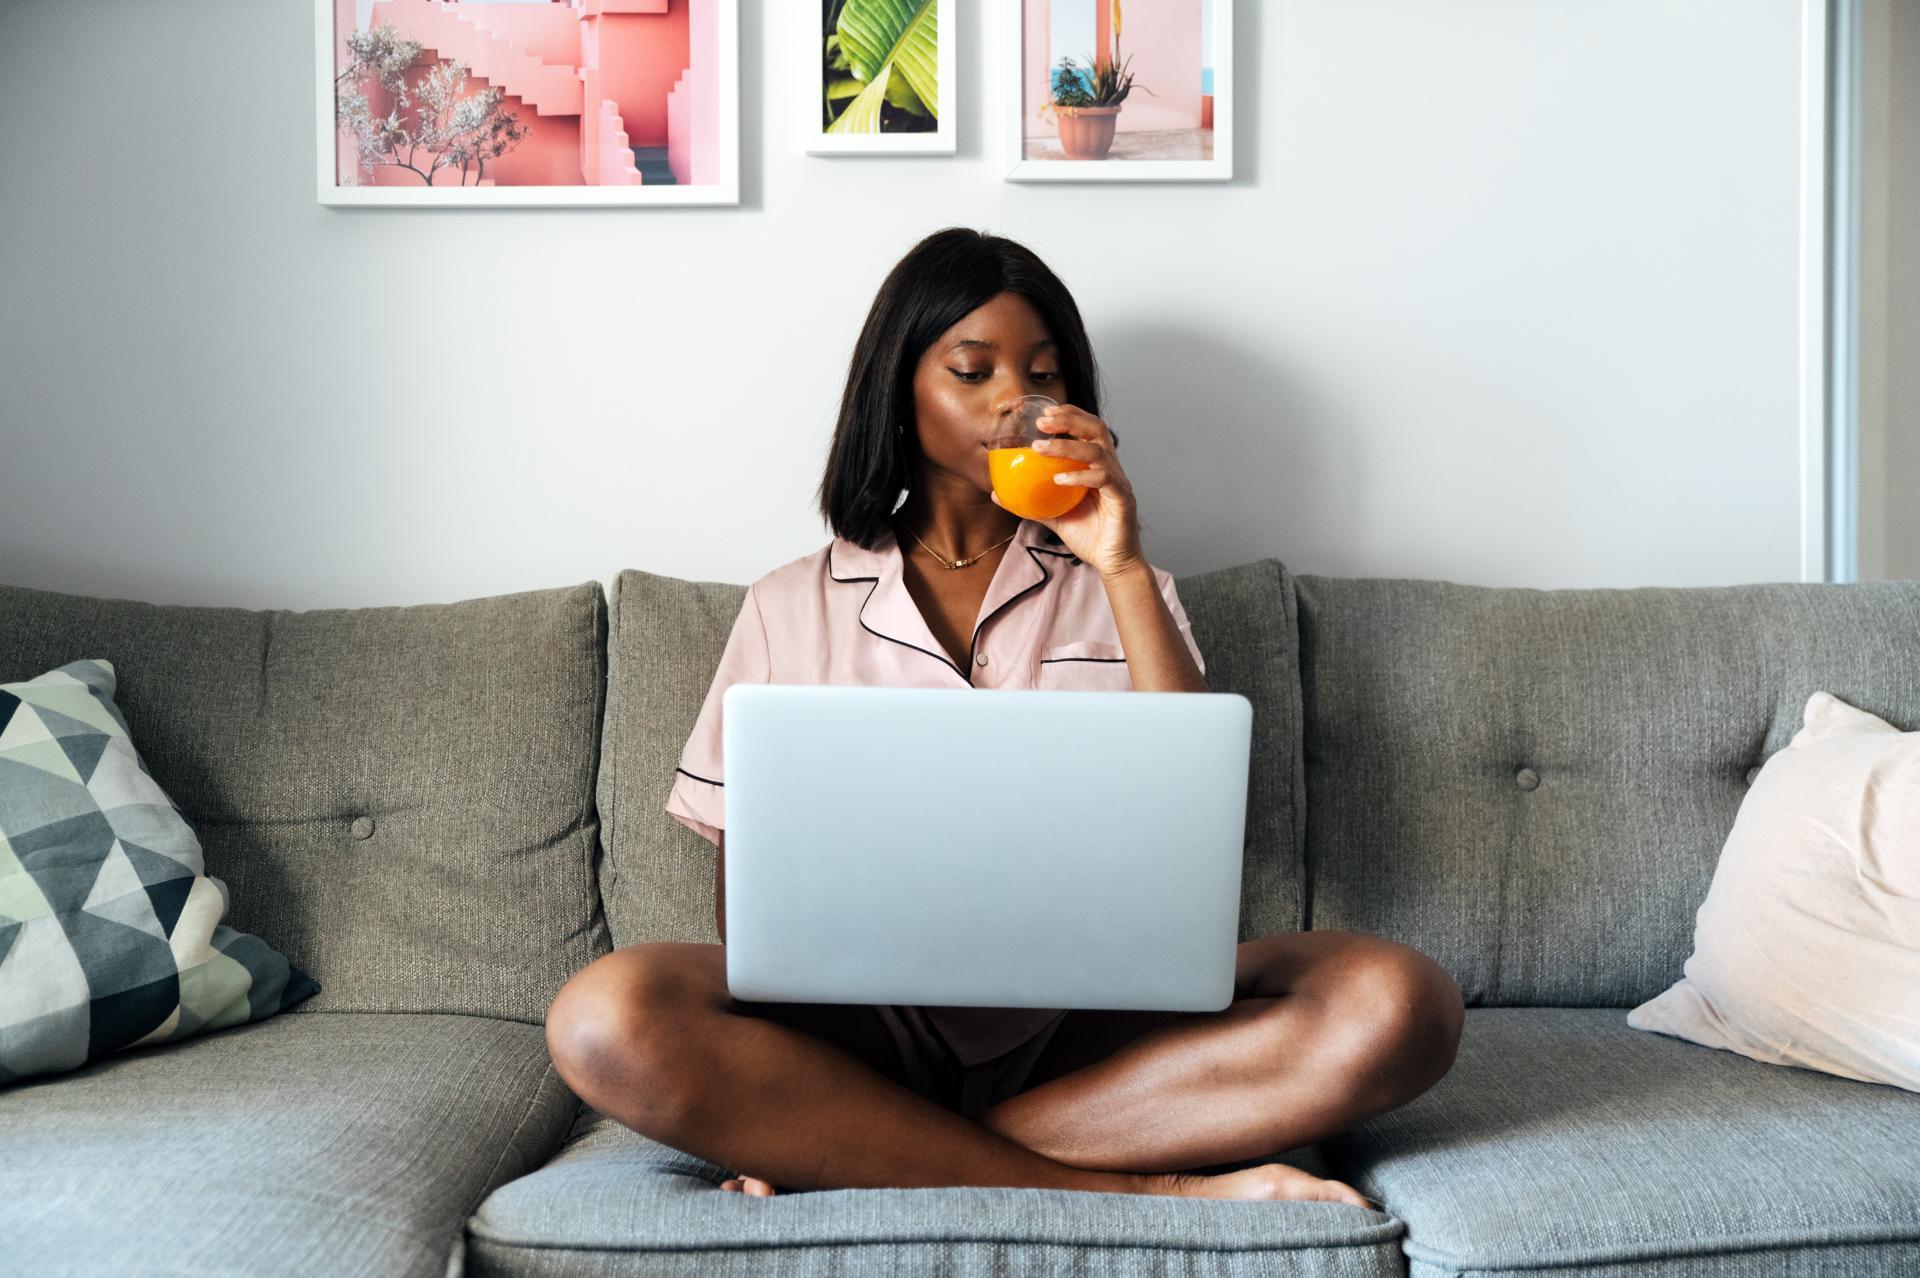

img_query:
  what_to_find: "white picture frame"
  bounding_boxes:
[808,0,956,156]
[1005,0,1232,183]
[316,0,740,207]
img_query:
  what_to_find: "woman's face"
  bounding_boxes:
[909,290,1066,496]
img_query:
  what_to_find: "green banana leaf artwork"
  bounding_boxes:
[822,0,939,135]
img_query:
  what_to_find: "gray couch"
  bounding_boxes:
[3,560,1916,1277]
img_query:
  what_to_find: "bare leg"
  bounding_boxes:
[545,942,1367,1202]
[975,931,1463,1175]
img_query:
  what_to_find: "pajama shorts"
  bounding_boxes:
[869,1004,1071,1119]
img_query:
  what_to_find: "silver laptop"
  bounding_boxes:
[720,683,1251,1012]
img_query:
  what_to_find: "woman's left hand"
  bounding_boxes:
[991,404,1144,579]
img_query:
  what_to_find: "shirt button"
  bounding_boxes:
[1515,767,1540,791]
[975,653,989,667]
[350,815,376,840]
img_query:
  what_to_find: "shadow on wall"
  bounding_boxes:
[1094,321,1361,577]
[1232,0,1258,184]
[0,549,228,613]
[737,0,763,208]
[952,0,987,163]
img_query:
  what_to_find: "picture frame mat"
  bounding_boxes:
[1003,0,1232,183]
[806,0,957,156]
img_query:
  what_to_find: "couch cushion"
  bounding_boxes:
[1293,576,1920,1006]
[596,559,1306,950]
[466,1106,1404,1277]
[0,581,611,1024]
[0,1011,580,1278]
[1323,1008,1920,1277]
[1,657,320,1084]
[1628,690,1920,1092]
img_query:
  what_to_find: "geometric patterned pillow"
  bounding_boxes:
[0,659,319,1085]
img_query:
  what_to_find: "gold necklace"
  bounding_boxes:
[902,522,1017,570]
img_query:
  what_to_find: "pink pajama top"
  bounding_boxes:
[665,515,1207,1064]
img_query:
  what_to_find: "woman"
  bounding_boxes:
[545,227,1464,1205]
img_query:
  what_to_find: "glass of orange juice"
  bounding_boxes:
[987,395,1091,520]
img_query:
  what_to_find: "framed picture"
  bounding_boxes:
[1006,0,1231,182]
[316,0,739,206]
[809,0,955,155]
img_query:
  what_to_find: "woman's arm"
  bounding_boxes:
[1103,563,1209,693]
[1001,403,1205,694]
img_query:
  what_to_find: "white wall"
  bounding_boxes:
[0,0,1811,610]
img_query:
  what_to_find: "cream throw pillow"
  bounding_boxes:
[1627,690,1920,1091]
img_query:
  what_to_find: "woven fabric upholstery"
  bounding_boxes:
[0,1011,579,1278]
[467,1105,1402,1278]
[1324,1008,1920,1277]
[1293,575,1920,1006]
[0,581,611,1024]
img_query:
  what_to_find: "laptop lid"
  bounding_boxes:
[721,683,1250,1012]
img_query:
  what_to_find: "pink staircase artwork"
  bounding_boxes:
[594,99,643,186]
[333,0,718,188]
[379,0,583,116]
[664,0,718,187]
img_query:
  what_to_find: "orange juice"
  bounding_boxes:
[988,446,1090,520]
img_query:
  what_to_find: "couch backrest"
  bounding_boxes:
[1293,575,1920,1008]
[597,559,1308,950]
[0,581,610,1025]
[597,570,745,948]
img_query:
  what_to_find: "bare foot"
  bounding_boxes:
[1143,1163,1380,1209]
[718,1164,1379,1209]
[718,1174,777,1196]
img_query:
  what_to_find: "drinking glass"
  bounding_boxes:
[985,395,1091,520]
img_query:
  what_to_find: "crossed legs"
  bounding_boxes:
[972,930,1464,1172]
[543,930,1462,1201]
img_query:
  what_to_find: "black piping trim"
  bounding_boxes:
[675,767,723,788]
[1038,656,1127,664]
[828,540,1054,688]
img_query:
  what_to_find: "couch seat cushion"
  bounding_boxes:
[1324,1008,1920,1277]
[466,1106,1405,1277]
[0,1011,579,1278]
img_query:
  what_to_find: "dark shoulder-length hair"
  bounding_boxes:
[816,227,1111,551]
